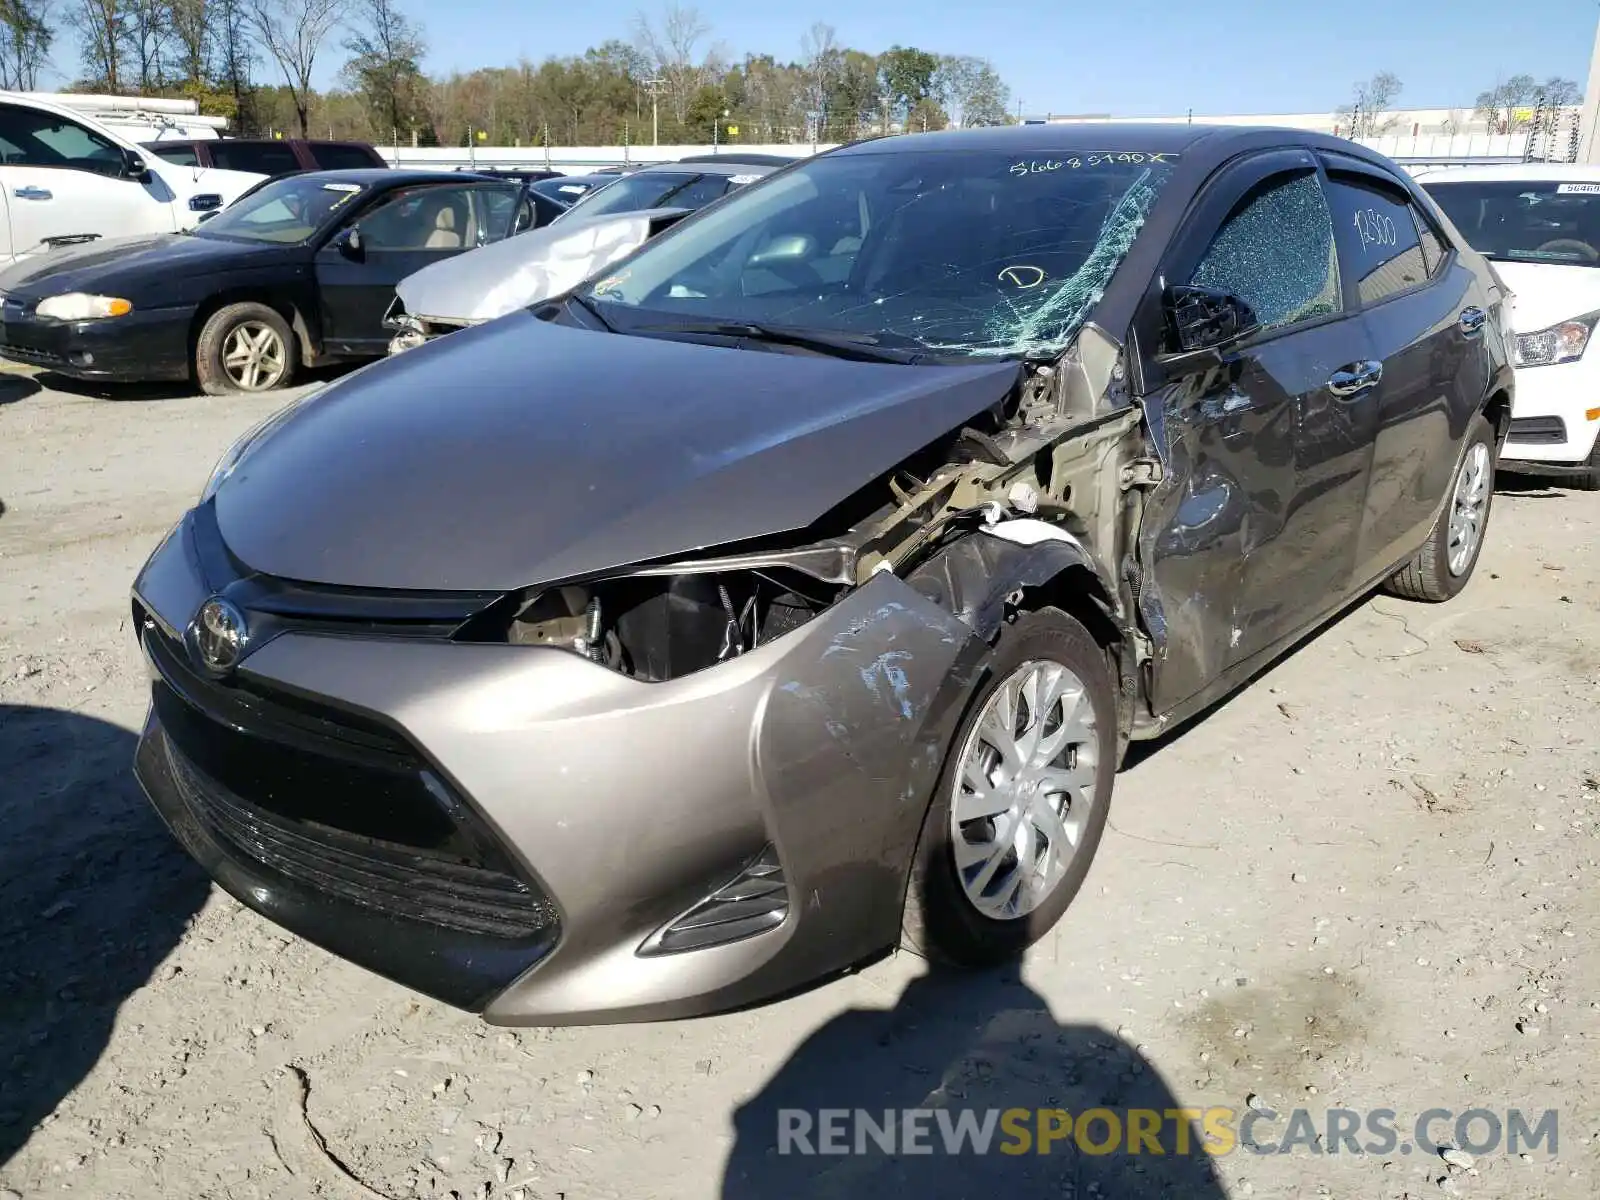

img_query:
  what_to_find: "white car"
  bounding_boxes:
[0,92,265,263]
[1417,164,1600,489]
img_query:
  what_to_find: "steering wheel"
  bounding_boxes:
[1534,238,1600,263]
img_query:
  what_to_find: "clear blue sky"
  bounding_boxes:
[406,0,1600,114]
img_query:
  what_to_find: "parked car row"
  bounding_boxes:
[0,152,791,389]
[126,123,1538,1027]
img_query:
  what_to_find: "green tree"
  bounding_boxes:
[878,44,939,127]
[937,54,1010,127]
[342,0,426,142]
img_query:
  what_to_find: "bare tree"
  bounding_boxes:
[800,21,836,140]
[213,0,255,125]
[248,0,346,136]
[67,0,129,89]
[128,0,170,88]
[1337,71,1403,138]
[0,0,52,89]
[632,2,717,125]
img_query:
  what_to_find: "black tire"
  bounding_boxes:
[1570,436,1600,492]
[1384,412,1496,603]
[194,302,296,396]
[901,607,1116,968]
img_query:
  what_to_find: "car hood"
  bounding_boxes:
[214,315,1022,591]
[1489,260,1600,332]
[397,210,668,324]
[0,232,278,296]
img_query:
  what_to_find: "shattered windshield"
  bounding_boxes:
[581,148,1177,358]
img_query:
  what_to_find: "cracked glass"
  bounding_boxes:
[581,149,1178,359]
[1190,171,1341,330]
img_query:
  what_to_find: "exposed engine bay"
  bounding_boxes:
[471,325,1160,684]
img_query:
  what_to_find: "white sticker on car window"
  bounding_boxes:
[729,174,760,185]
[322,182,363,192]
[1555,182,1600,195]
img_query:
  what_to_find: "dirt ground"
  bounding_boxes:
[1,367,1596,1200]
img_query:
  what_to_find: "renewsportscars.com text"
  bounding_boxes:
[777,1106,1559,1158]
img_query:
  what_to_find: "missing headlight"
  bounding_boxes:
[469,569,844,681]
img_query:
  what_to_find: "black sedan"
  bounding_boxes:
[0,169,531,392]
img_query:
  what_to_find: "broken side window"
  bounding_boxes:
[1190,171,1341,331]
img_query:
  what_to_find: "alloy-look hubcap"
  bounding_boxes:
[221,321,288,391]
[950,659,1099,920]
[1447,441,1491,576]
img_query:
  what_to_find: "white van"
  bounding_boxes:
[1417,163,1600,490]
[0,92,265,263]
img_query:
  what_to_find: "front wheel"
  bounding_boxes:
[902,608,1116,967]
[1383,412,1496,603]
[1570,434,1600,492]
[195,302,296,395]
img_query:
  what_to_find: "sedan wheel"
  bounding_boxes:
[903,607,1116,968]
[1446,441,1491,576]
[195,301,297,396]
[951,659,1099,920]
[1383,412,1496,603]
[221,321,289,392]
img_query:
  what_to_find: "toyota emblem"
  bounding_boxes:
[190,596,247,675]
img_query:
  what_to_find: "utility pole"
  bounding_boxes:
[643,77,664,146]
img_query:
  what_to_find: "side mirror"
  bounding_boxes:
[1164,284,1260,355]
[334,226,364,260]
[123,151,152,183]
[188,193,222,213]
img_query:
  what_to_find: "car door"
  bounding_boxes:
[315,181,522,353]
[1137,151,1380,712]
[1320,156,1487,584]
[0,102,175,256]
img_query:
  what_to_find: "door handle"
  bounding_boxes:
[1459,306,1487,337]
[13,186,51,200]
[1328,360,1383,397]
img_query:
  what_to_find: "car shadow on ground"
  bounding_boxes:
[1493,470,1580,498]
[36,362,361,402]
[722,970,1228,1199]
[0,704,209,1165]
[0,373,41,406]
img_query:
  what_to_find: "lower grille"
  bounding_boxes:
[1508,416,1567,445]
[163,736,557,939]
[0,342,62,366]
[143,622,557,941]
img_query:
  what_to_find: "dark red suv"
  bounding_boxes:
[143,137,386,177]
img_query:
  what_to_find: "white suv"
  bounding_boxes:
[1418,163,1600,489]
[0,92,265,263]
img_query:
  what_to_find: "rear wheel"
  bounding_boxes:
[195,302,295,395]
[1384,413,1496,602]
[902,608,1115,967]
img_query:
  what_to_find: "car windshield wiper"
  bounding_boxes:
[566,291,617,331]
[630,319,928,364]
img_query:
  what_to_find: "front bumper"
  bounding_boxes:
[1501,359,1600,466]
[131,510,985,1024]
[0,301,195,381]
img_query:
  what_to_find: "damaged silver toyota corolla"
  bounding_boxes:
[131,124,1513,1024]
